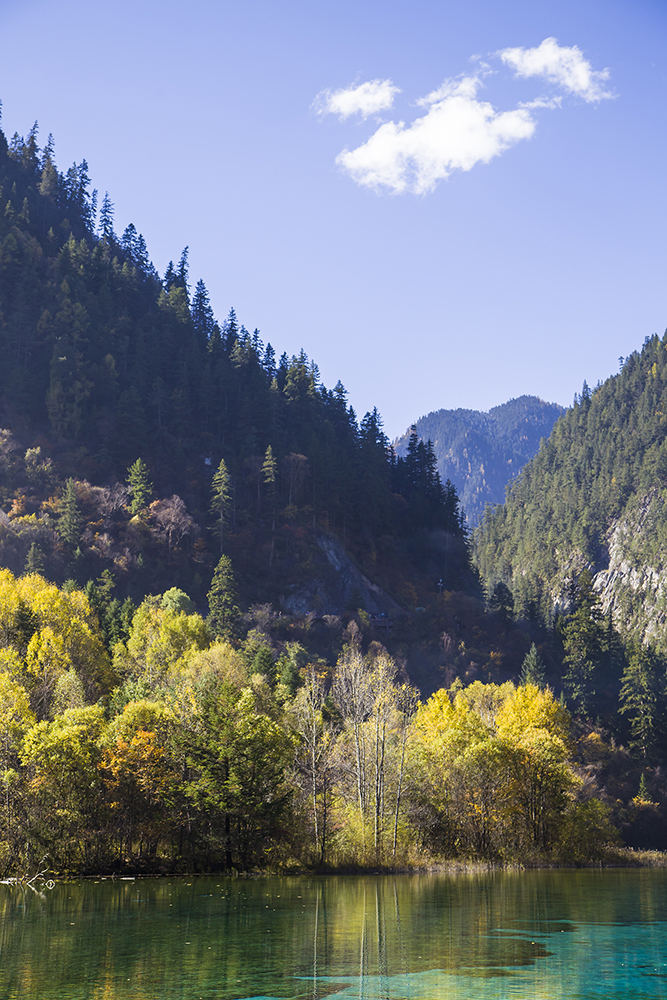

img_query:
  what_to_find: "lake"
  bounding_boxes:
[1,870,666,999]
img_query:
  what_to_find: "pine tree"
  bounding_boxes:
[163,260,177,291]
[619,642,665,759]
[278,643,307,696]
[38,133,58,198]
[22,121,39,174]
[176,246,190,299]
[637,772,651,802]
[102,598,123,648]
[10,600,38,656]
[210,458,232,553]
[405,427,419,490]
[277,351,289,390]
[222,308,239,353]
[442,478,464,534]
[99,191,115,241]
[252,645,276,683]
[126,458,153,516]
[76,159,94,231]
[120,597,136,640]
[262,445,278,568]
[562,570,604,715]
[121,223,138,261]
[58,478,81,548]
[263,343,276,379]
[191,279,215,342]
[135,233,151,273]
[520,643,546,688]
[24,542,45,575]
[207,555,240,639]
[488,581,514,625]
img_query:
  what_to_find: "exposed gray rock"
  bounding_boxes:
[592,491,667,649]
[279,532,401,616]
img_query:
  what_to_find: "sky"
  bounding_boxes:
[1,0,666,439]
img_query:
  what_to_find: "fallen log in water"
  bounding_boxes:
[0,860,55,891]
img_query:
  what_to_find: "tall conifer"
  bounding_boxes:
[207,555,240,639]
[126,458,153,516]
[211,459,232,554]
[58,478,81,547]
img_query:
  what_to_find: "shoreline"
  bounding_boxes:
[29,848,667,881]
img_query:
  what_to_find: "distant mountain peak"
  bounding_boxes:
[393,395,565,526]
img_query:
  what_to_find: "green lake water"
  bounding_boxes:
[1,869,666,999]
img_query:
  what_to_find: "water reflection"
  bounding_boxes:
[0,870,666,999]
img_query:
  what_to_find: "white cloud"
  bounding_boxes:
[499,38,613,103]
[319,40,613,195]
[519,95,562,111]
[313,79,401,121]
[336,75,536,195]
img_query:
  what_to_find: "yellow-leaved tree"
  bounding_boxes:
[495,683,575,852]
[414,681,580,858]
[112,595,211,689]
[101,699,176,865]
[0,569,112,718]
[21,705,107,871]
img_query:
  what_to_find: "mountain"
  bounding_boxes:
[0,116,476,612]
[393,396,565,526]
[475,335,667,653]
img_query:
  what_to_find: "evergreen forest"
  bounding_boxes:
[0,113,473,611]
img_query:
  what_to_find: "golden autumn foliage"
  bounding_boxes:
[0,571,619,875]
[413,681,581,856]
[0,568,112,715]
[112,596,211,686]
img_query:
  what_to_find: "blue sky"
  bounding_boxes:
[1,0,666,438]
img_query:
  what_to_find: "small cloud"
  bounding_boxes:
[313,79,401,121]
[416,73,481,107]
[519,95,562,111]
[336,75,536,195]
[499,37,613,103]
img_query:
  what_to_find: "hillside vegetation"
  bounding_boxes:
[474,334,667,817]
[476,334,667,645]
[0,114,473,610]
[0,566,621,874]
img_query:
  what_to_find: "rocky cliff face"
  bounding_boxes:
[593,491,667,651]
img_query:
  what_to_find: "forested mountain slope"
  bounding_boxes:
[476,334,667,651]
[394,396,564,526]
[0,113,474,610]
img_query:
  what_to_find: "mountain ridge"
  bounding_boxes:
[393,394,565,526]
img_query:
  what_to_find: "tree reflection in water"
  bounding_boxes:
[0,870,666,999]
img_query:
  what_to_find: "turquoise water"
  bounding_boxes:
[1,870,666,999]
